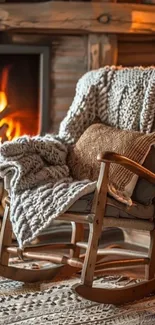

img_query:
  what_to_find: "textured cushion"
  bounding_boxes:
[68,193,154,220]
[132,146,155,205]
[67,123,155,205]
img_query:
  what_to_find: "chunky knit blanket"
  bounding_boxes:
[1,66,155,247]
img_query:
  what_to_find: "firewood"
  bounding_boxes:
[0,123,9,143]
[0,105,11,120]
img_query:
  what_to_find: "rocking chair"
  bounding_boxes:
[1,148,155,305]
[2,63,155,305]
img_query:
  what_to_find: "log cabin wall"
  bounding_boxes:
[0,2,155,131]
[117,35,155,67]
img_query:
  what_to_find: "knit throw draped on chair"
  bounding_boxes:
[1,66,155,247]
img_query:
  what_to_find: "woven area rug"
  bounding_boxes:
[1,273,155,325]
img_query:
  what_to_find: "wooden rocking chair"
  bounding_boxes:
[1,150,155,305]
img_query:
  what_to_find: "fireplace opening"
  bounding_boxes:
[0,45,50,143]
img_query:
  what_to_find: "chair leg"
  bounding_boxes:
[81,162,110,286]
[0,203,12,266]
[48,222,85,282]
[145,229,155,280]
[70,222,84,259]
[81,222,103,286]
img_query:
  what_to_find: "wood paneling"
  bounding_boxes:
[118,34,155,66]
[88,34,118,70]
[51,36,88,131]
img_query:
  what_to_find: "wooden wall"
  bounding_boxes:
[51,36,88,131]
[5,31,155,132]
[117,35,155,66]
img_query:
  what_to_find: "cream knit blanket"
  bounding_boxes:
[1,66,155,247]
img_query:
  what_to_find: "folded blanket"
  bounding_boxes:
[0,135,96,247]
[1,66,155,247]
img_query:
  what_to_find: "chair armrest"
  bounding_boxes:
[97,151,155,185]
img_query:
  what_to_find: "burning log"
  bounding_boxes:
[0,105,11,142]
[0,123,9,142]
[0,103,21,142]
[0,105,11,120]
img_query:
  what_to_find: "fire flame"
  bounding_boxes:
[0,66,9,114]
[0,117,21,141]
[0,91,7,113]
[0,65,39,143]
[0,66,21,142]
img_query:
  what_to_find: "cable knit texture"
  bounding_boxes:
[1,66,155,247]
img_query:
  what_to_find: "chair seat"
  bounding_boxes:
[68,193,154,221]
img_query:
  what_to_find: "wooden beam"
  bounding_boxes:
[101,35,118,66]
[88,34,118,70]
[0,2,154,34]
[88,35,100,70]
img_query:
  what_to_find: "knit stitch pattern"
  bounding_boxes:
[1,66,155,247]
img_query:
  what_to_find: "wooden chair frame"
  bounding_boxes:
[1,151,155,305]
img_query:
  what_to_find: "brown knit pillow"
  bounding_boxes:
[67,123,155,205]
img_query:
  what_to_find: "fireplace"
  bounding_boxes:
[0,44,50,143]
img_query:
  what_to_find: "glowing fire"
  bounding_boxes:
[0,117,21,141]
[0,66,21,142]
[0,66,9,114]
[0,91,7,113]
[0,65,39,143]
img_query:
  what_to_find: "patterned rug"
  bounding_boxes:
[1,273,155,325]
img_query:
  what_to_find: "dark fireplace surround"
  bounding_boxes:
[0,44,50,142]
